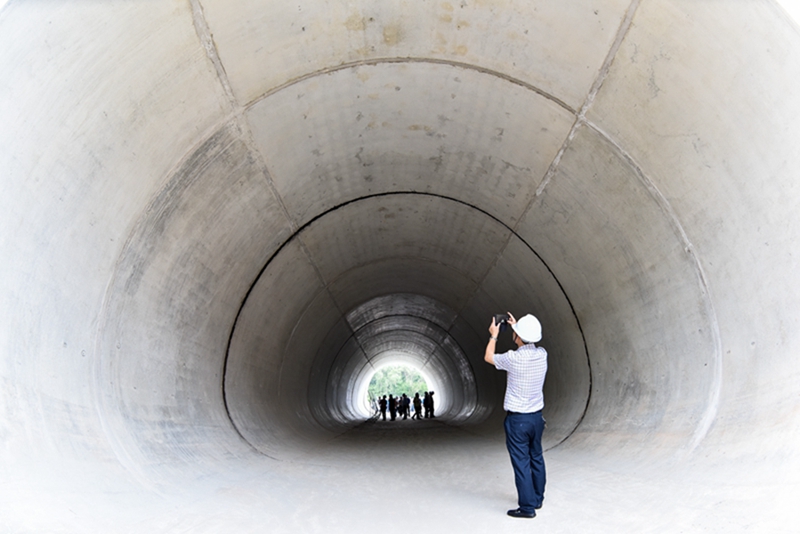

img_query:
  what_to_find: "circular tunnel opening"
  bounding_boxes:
[221,193,591,456]
[361,363,430,418]
[326,293,473,424]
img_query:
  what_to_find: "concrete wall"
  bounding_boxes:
[2,0,799,531]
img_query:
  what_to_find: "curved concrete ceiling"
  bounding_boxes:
[2,1,800,531]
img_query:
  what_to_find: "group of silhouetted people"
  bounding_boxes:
[377,391,435,421]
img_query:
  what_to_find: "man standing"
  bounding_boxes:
[485,312,547,519]
[423,391,432,418]
[388,394,397,421]
[379,395,387,421]
[412,393,422,420]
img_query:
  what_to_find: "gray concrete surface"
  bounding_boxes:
[2,1,800,532]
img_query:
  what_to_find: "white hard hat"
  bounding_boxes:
[512,314,542,343]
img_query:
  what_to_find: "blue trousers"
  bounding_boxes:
[504,411,546,513]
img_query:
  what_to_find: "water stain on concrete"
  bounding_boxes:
[383,24,402,46]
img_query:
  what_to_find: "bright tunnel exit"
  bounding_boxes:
[359,362,430,417]
[341,294,466,423]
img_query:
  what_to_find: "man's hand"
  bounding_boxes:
[507,312,517,326]
[488,317,500,338]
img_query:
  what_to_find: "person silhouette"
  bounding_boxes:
[428,391,435,418]
[379,395,387,421]
[388,394,397,421]
[412,392,422,420]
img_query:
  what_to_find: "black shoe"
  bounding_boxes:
[507,508,536,518]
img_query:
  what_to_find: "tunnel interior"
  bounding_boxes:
[2,1,800,532]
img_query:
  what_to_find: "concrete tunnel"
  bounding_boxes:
[2,1,800,532]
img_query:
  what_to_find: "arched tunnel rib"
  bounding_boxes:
[2,2,800,532]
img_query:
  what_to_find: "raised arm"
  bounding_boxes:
[484,317,501,365]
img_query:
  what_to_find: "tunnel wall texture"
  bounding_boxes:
[2,0,800,530]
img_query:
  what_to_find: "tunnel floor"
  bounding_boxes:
[5,417,780,533]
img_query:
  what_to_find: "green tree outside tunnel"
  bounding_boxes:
[368,365,428,400]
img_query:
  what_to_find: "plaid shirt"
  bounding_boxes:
[494,343,548,413]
